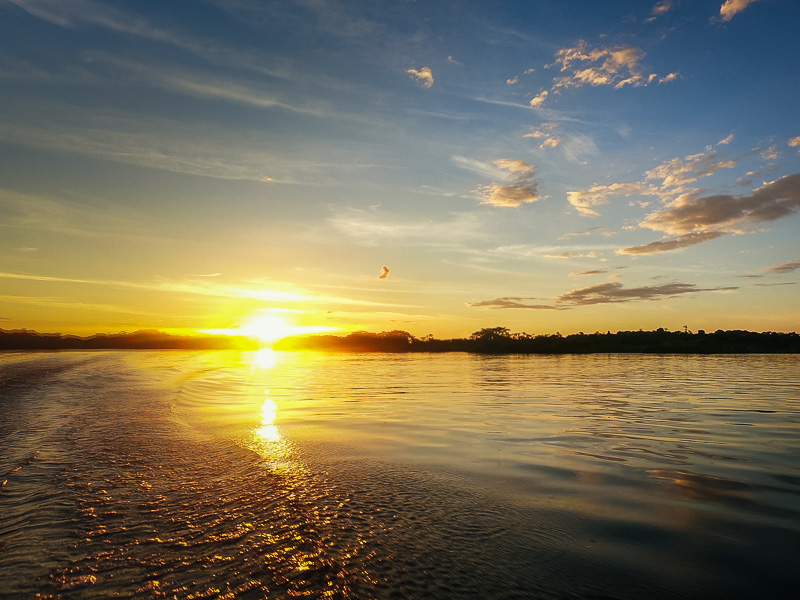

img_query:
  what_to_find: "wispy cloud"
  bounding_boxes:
[718,133,735,145]
[90,54,325,115]
[467,297,562,310]
[0,270,396,309]
[617,231,726,255]
[0,187,152,239]
[556,281,737,305]
[406,66,434,88]
[559,226,615,240]
[330,209,483,245]
[0,102,383,184]
[764,259,800,274]
[544,252,596,259]
[719,0,763,22]
[5,0,292,80]
[468,280,737,310]
[789,136,800,153]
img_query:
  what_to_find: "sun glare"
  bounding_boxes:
[201,312,337,346]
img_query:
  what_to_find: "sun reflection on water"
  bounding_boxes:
[247,349,298,474]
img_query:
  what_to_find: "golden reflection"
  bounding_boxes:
[246,351,300,474]
[256,394,281,443]
[252,347,278,370]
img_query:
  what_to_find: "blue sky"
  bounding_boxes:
[0,0,798,337]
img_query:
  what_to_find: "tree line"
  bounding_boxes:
[275,327,800,354]
[2,326,798,353]
[0,328,256,350]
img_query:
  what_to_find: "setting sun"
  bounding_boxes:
[201,312,338,346]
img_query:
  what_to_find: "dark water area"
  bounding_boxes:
[1,351,799,599]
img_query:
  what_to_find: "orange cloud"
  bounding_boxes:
[406,66,434,88]
[720,0,763,22]
[476,159,540,207]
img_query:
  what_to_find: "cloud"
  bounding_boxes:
[447,55,461,65]
[567,146,740,217]
[617,231,726,255]
[494,159,534,174]
[330,209,483,245]
[378,266,390,279]
[644,150,738,187]
[657,72,680,84]
[529,90,548,107]
[764,259,800,274]
[651,1,672,16]
[0,270,395,309]
[761,145,779,161]
[506,76,518,85]
[478,184,540,207]
[556,281,737,306]
[407,66,434,88]
[523,123,558,139]
[719,0,763,22]
[718,133,735,145]
[567,182,660,216]
[549,40,659,91]
[638,173,800,235]
[451,155,500,178]
[91,54,324,115]
[544,252,596,259]
[467,297,562,310]
[571,270,608,276]
[468,280,736,310]
[561,133,599,163]
[789,136,800,153]
[6,0,292,81]
[524,123,561,149]
[559,226,615,240]
[753,282,797,288]
[476,159,540,207]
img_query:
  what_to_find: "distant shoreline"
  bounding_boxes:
[3,327,799,354]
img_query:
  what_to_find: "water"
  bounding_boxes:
[1,350,799,599]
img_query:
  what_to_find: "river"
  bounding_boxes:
[1,350,798,599]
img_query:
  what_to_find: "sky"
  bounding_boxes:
[0,0,798,339]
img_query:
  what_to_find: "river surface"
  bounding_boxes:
[1,350,799,599]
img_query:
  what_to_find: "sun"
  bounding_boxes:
[201,311,338,346]
[240,314,303,344]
